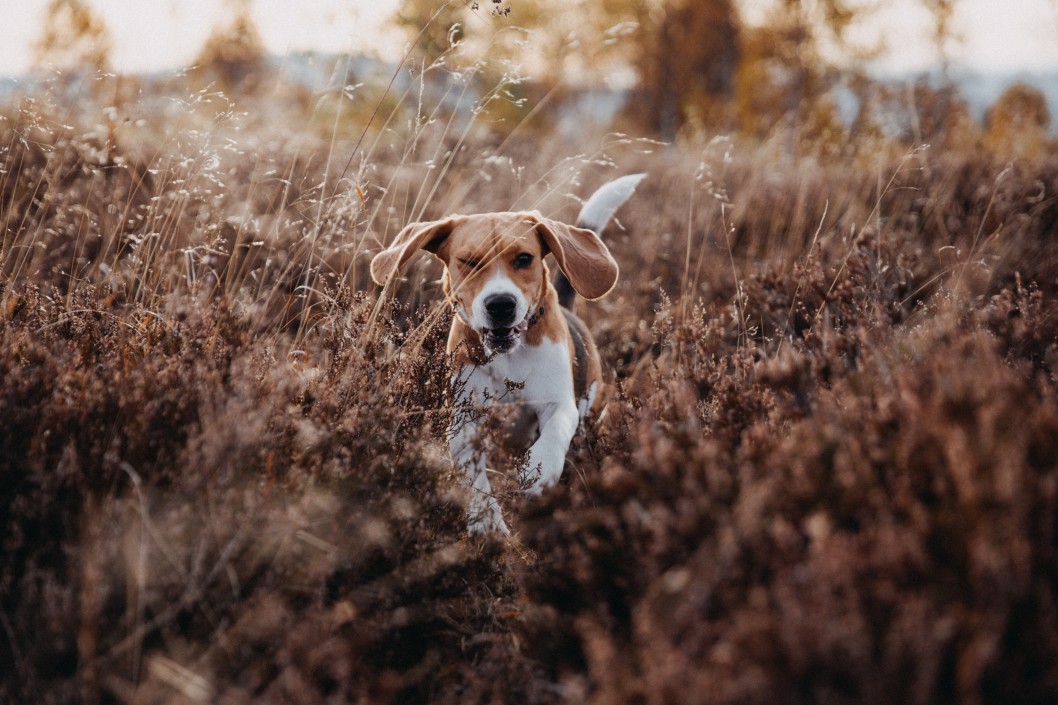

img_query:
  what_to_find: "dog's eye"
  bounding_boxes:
[513,253,533,269]
[459,258,481,270]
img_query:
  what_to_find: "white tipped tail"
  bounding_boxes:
[555,173,646,309]
[576,173,647,233]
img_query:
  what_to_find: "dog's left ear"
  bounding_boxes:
[370,216,463,287]
[531,214,618,300]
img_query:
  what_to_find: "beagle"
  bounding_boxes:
[370,174,645,534]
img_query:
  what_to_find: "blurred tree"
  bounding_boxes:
[390,0,530,133]
[393,0,476,68]
[909,81,976,148]
[194,0,267,90]
[492,0,741,137]
[984,82,1054,160]
[392,0,742,137]
[33,0,112,74]
[630,0,741,138]
[734,0,879,140]
[922,0,959,77]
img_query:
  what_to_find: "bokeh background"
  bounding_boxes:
[3,0,1058,143]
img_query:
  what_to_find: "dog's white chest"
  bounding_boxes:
[457,339,574,408]
[450,337,583,533]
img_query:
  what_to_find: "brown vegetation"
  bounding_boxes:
[2,39,1058,705]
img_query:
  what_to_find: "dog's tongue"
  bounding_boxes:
[514,319,529,334]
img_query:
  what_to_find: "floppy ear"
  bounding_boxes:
[370,216,462,286]
[532,213,619,300]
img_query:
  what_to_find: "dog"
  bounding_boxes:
[370,174,645,533]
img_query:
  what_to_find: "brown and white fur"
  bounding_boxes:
[370,174,645,534]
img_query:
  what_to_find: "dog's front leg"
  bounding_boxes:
[450,420,509,535]
[522,400,579,495]
[449,371,509,535]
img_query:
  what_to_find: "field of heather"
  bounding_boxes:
[2,68,1058,705]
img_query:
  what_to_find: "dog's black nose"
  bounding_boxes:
[484,294,518,326]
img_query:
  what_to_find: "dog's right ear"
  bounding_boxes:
[370,216,463,286]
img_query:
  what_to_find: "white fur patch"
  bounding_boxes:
[469,273,528,331]
[449,338,582,530]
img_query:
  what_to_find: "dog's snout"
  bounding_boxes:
[484,294,518,326]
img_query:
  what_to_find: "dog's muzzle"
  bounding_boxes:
[482,293,524,353]
[483,318,530,353]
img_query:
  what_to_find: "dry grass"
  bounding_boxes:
[2,67,1058,705]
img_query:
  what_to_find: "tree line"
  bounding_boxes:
[35,0,1049,150]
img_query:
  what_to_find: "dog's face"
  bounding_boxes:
[370,211,618,354]
[439,215,548,353]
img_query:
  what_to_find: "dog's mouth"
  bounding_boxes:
[482,319,530,353]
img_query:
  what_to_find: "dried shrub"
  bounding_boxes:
[2,76,1058,705]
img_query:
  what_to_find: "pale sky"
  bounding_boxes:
[1,0,1057,77]
[0,0,404,75]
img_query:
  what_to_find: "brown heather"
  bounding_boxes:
[1,78,1058,705]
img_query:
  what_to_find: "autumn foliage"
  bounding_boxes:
[4,2,1058,704]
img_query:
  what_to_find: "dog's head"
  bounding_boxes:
[370,211,618,354]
